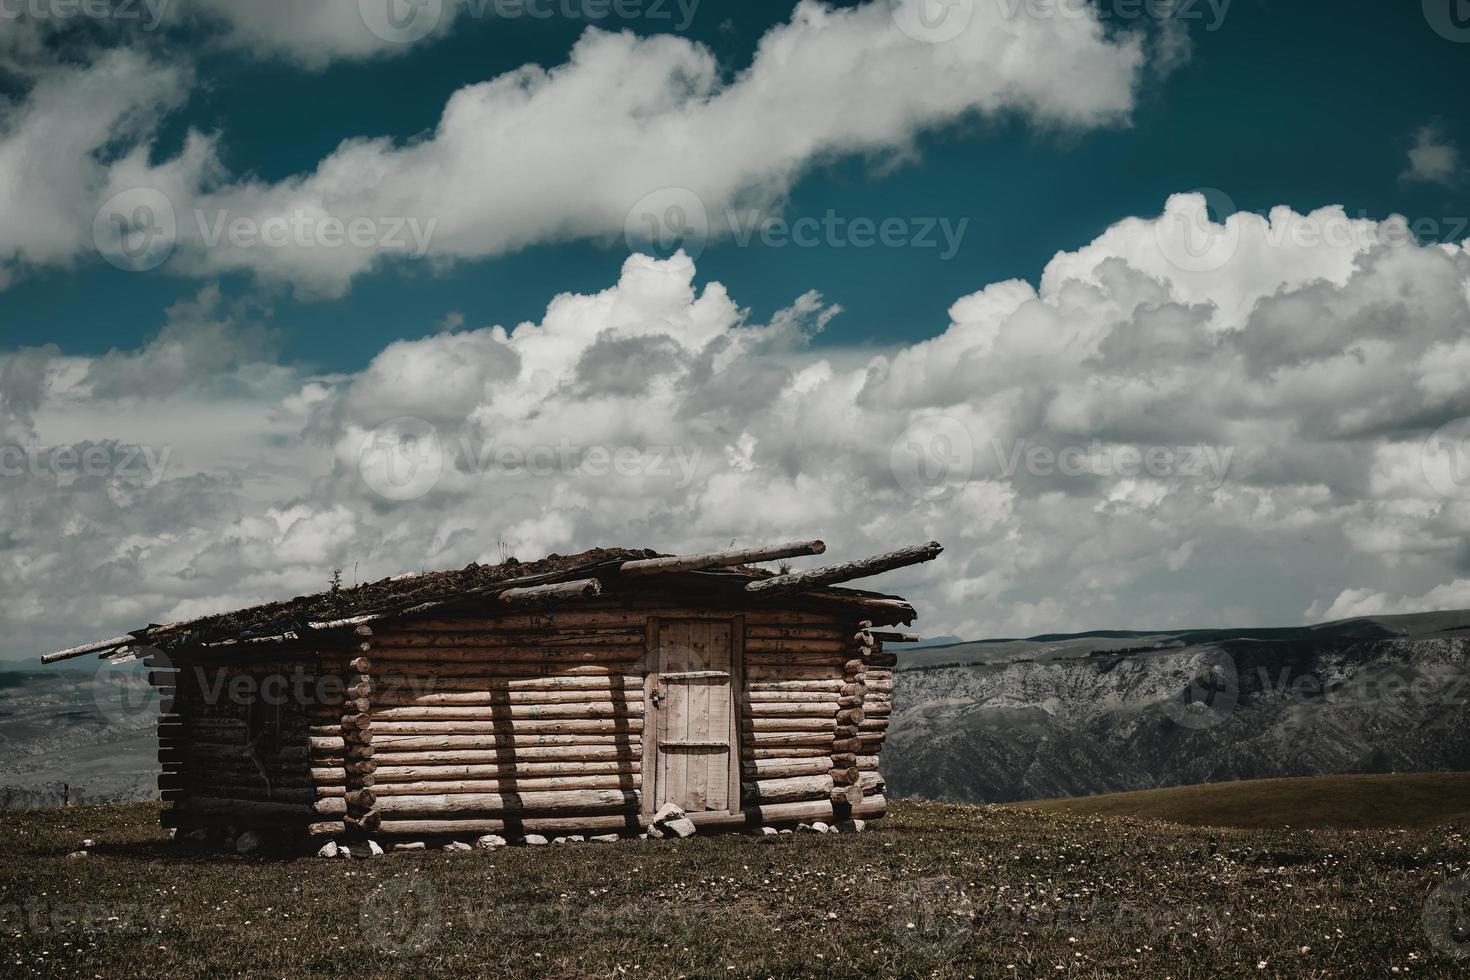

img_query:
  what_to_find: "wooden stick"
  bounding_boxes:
[871,631,921,643]
[744,541,943,594]
[499,578,602,604]
[617,540,825,576]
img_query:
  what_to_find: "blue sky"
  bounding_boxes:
[5,0,1467,368]
[3,0,1470,657]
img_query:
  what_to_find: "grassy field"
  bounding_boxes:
[1014,772,1470,830]
[2,796,1467,978]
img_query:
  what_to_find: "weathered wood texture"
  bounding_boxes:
[158,597,898,836]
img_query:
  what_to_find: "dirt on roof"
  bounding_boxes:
[162,547,665,644]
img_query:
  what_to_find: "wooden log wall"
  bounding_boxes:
[153,596,900,839]
[356,608,646,838]
[152,647,346,836]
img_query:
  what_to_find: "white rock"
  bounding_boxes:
[567,835,585,843]
[652,802,686,824]
[810,822,830,834]
[443,841,472,852]
[347,840,384,859]
[645,824,664,839]
[81,838,96,848]
[317,841,340,859]
[589,834,620,843]
[834,819,866,833]
[520,834,549,846]
[757,826,779,836]
[664,817,697,839]
[66,850,88,859]
[235,831,263,855]
[778,829,794,835]
[474,834,507,850]
[368,840,384,857]
[393,842,427,852]
[796,823,815,833]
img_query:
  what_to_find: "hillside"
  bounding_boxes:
[1014,772,1470,830]
[886,609,1470,803]
[1,799,1466,977]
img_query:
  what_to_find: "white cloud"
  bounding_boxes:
[1401,123,1462,187]
[8,194,1470,658]
[1308,580,1470,623]
[2,0,1145,296]
[192,0,461,68]
[0,49,189,287]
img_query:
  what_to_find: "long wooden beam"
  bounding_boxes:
[499,578,602,605]
[41,634,136,665]
[744,541,943,595]
[618,540,826,577]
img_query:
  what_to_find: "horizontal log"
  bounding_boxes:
[745,639,850,654]
[367,647,644,664]
[743,702,839,718]
[372,718,643,736]
[744,541,943,595]
[372,760,639,782]
[373,733,639,751]
[373,688,641,708]
[374,814,643,837]
[745,678,845,693]
[372,774,636,795]
[748,732,834,747]
[374,629,644,649]
[365,662,630,679]
[375,789,639,817]
[744,746,833,760]
[853,794,887,819]
[745,625,845,640]
[367,745,639,766]
[371,702,643,722]
[744,691,839,704]
[618,540,825,576]
[741,717,834,733]
[741,799,836,824]
[373,673,641,691]
[741,774,834,804]
[745,665,843,682]
[856,755,880,771]
[499,578,602,605]
[741,757,833,779]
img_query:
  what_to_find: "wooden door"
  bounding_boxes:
[646,618,741,816]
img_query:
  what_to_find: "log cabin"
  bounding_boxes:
[41,539,940,844]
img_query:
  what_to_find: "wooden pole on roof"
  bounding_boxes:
[499,578,602,604]
[743,541,943,595]
[618,540,826,577]
[41,634,136,665]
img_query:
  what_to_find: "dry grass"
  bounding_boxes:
[0,798,1466,978]
[1012,772,1470,830]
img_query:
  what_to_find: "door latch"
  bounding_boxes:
[650,688,664,708]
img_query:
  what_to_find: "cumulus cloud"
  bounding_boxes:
[8,194,1470,658]
[1400,123,1463,187]
[0,0,1146,296]
[192,0,460,68]
[0,48,189,287]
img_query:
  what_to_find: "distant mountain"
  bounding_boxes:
[0,665,159,809]
[886,610,1470,803]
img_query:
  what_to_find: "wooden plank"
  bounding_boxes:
[729,614,745,812]
[617,540,825,576]
[640,616,659,823]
